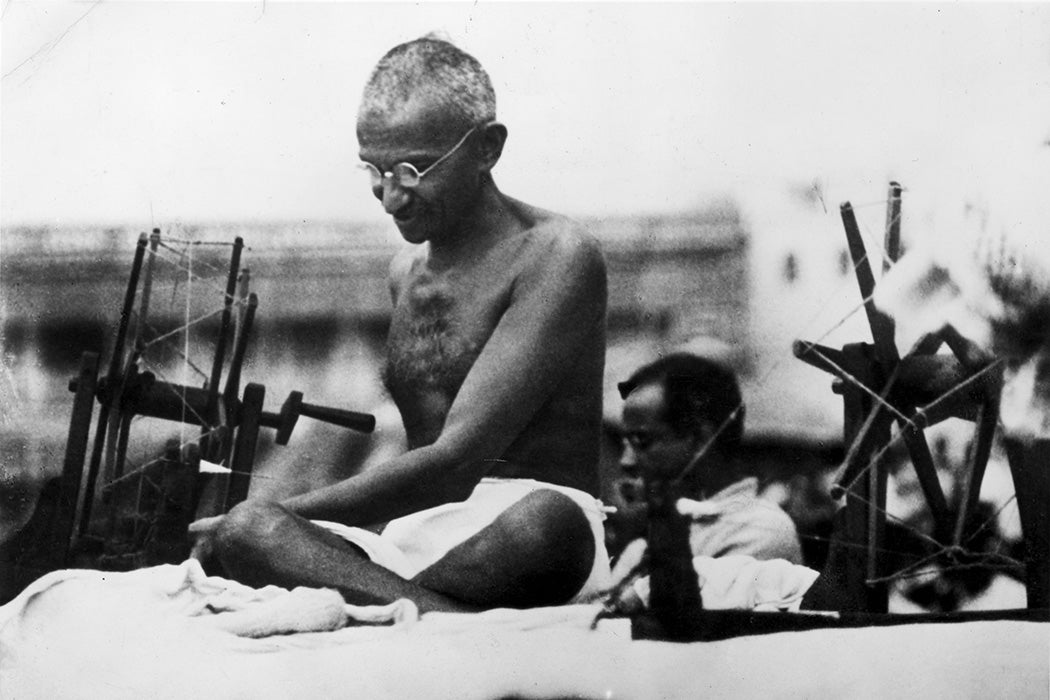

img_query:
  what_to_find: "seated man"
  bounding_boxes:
[609,352,803,584]
[190,36,611,613]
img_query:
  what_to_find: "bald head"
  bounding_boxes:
[359,37,496,132]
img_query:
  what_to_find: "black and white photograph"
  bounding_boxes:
[2,1,1048,696]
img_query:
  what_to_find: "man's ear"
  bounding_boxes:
[477,122,507,173]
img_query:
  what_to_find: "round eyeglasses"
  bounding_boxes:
[358,123,484,190]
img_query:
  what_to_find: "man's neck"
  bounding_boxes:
[683,455,743,501]
[428,179,523,268]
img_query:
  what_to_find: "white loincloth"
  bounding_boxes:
[312,477,612,603]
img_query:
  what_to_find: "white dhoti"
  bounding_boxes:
[312,477,611,603]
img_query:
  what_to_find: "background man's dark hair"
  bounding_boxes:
[618,352,745,454]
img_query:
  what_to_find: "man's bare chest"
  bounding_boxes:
[396,269,509,337]
[384,269,511,395]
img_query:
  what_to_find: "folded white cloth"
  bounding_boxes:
[634,554,820,611]
[0,559,418,642]
[629,554,820,612]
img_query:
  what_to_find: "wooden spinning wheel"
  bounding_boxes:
[794,183,1050,613]
[7,231,377,585]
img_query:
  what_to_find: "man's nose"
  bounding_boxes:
[374,178,411,215]
[619,442,639,475]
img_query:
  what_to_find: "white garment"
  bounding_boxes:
[629,554,820,612]
[313,477,611,603]
[680,477,804,564]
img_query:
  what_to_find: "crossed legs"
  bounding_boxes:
[202,489,597,613]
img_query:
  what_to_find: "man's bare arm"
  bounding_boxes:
[281,228,606,525]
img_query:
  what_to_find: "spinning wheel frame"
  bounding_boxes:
[55,230,376,569]
[795,182,1047,612]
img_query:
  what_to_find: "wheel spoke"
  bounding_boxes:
[841,202,897,362]
[899,424,951,537]
[953,398,1000,547]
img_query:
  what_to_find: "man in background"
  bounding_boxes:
[609,352,802,584]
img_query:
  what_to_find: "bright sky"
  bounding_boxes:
[2,1,1048,227]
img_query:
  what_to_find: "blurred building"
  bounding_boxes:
[1,201,847,534]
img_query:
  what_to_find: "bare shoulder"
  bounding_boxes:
[511,200,606,278]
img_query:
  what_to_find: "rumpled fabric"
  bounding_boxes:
[607,491,818,612]
[1,561,1046,699]
[0,559,420,641]
[626,553,819,612]
[675,481,804,564]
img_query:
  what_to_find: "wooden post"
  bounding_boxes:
[645,478,703,640]
[202,238,244,462]
[839,342,891,613]
[225,382,265,511]
[60,351,99,562]
[1004,438,1050,609]
[81,234,150,535]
